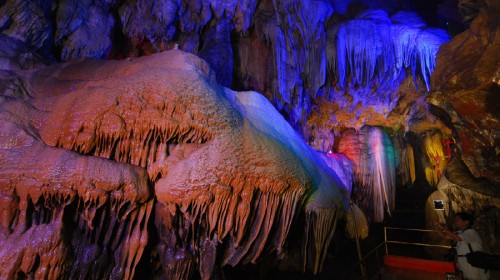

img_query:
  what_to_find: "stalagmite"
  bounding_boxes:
[346,202,369,240]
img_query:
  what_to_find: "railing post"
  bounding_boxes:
[384,227,388,255]
[360,227,453,279]
[375,249,382,278]
[351,200,367,280]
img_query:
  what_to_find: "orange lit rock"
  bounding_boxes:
[0,50,345,278]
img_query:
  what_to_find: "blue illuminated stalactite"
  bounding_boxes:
[330,9,450,91]
[264,5,449,133]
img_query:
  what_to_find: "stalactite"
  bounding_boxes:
[56,2,114,61]
[330,9,449,89]
[319,152,354,193]
[369,127,396,221]
[436,176,500,213]
[0,215,68,279]
[225,88,347,271]
[393,134,416,186]
[0,0,53,52]
[116,0,259,85]
[390,24,418,77]
[262,0,333,126]
[303,207,339,274]
[416,28,450,90]
[334,19,383,87]
[390,11,427,28]
[119,0,181,45]
[337,126,396,222]
[0,34,47,70]
[0,123,152,279]
[0,1,453,137]
[198,18,234,87]
[154,184,307,278]
[233,0,259,33]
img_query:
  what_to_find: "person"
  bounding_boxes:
[433,212,489,280]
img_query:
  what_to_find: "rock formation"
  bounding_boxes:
[0,50,347,278]
[336,127,396,222]
[424,0,500,261]
[429,0,500,187]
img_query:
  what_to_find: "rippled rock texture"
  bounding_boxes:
[429,0,500,189]
[424,1,500,263]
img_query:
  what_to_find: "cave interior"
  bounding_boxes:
[0,0,499,279]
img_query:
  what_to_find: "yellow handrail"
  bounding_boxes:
[387,240,451,249]
[385,226,443,233]
[384,226,452,255]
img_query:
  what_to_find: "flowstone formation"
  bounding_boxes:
[0,50,347,278]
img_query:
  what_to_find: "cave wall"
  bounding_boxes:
[429,0,500,187]
[420,1,500,266]
[423,0,500,248]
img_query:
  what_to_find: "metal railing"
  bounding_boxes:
[384,226,452,255]
[352,226,452,280]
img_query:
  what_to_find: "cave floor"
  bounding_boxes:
[381,267,452,280]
